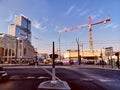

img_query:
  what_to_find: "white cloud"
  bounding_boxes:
[32,36,41,41]
[32,21,41,29]
[73,8,82,15]
[91,14,99,20]
[42,17,48,23]
[79,9,89,16]
[5,12,14,22]
[89,9,104,21]
[32,20,47,32]
[65,5,75,15]
[54,25,59,31]
[104,23,120,29]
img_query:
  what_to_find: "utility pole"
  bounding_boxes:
[76,37,81,65]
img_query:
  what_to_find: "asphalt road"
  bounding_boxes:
[0,66,51,90]
[55,66,120,90]
[0,65,120,90]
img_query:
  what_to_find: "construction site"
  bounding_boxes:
[57,16,118,62]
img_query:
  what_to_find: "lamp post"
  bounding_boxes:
[100,49,104,68]
[76,37,81,65]
[81,44,84,58]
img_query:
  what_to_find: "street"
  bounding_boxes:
[0,66,51,90]
[0,65,120,90]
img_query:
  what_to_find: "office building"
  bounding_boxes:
[0,33,17,63]
[8,14,31,43]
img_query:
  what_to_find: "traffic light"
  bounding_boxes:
[49,54,58,59]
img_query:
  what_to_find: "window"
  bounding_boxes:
[5,49,8,56]
[0,47,4,55]
[9,49,11,56]
[24,48,26,55]
[12,50,14,56]
[19,40,22,43]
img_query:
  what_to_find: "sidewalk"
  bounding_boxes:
[0,63,28,67]
[77,64,120,71]
[1,63,120,71]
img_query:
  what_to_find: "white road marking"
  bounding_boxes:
[80,78,93,81]
[40,66,62,81]
[99,79,115,82]
[37,76,50,79]
[27,76,35,79]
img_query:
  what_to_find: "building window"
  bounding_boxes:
[12,50,14,56]
[19,40,22,43]
[0,47,4,56]
[5,49,8,56]
[20,51,22,56]
[24,48,26,56]
[9,49,11,56]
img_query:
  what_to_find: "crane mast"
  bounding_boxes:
[88,16,93,51]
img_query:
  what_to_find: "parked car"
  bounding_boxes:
[62,60,70,65]
[43,59,52,64]
[0,67,7,79]
[95,60,107,65]
[85,60,95,65]
[28,60,38,65]
[69,59,74,65]
[55,59,63,65]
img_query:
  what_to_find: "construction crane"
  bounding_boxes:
[58,16,110,51]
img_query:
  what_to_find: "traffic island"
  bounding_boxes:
[37,80,71,90]
[38,42,71,90]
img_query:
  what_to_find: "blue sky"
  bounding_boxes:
[0,0,120,54]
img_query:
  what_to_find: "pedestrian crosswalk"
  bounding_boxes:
[8,75,50,80]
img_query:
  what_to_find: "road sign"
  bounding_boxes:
[105,47,113,56]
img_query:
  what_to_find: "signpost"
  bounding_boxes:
[38,41,71,90]
[51,41,57,83]
[105,47,113,68]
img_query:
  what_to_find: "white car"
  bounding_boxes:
[0,67,7,79]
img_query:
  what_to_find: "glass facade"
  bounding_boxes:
[13,14,31,43]
[21,16,31,31]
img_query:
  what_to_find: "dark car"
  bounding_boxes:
[0,67,7,79]
[69,59,73,65]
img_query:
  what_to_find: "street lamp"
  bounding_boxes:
[76,37,81,65]
[81,44,84,58]
[100,49,105,68]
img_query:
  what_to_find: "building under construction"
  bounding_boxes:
[59,16,111,62]
[63,47,116,63]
